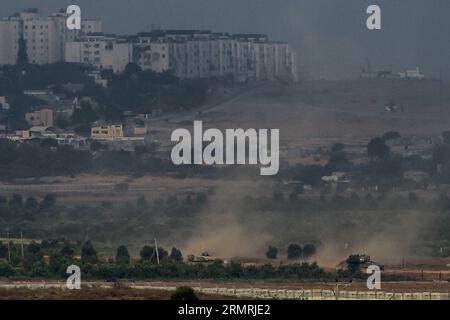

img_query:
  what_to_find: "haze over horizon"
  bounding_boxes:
[1,0,449,79]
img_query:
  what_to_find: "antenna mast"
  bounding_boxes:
[21,232,24,259]
[154,238,160,265]
[7,232,10,262]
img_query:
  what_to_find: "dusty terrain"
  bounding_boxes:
[149,79,450,164]
[2,79,450,298]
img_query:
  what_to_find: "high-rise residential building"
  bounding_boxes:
[0,18,22,65]
[0,8,102,65]
[1,9,296,80]
[130,30,297,81]
[65,34,133,74]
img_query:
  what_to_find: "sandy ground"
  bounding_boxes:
[147,79,450,166]
[0,279,450,299]
[0,287,236,300]
[0,175,276,205]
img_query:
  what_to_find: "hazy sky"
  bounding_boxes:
[1,0,449,79]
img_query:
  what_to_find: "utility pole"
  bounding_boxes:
[20,232,24,259]
[154,238,160,265]
[6,232,10,262]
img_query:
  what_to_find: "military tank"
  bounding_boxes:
[338,254,384,271]
[187,251,216,263]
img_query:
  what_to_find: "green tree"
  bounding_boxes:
[287,244,302,260]
[8,194,23,208]
[266,246,278,259]
[328,143,351,170]
[48,253,71,276]
[17,38,29,68]
[169,247,183,263]
[367,137,390,161]
[0,261,14,277]
[115,245,130,264]
[303,244,317,258]
[139,245,167,262]
[140,245,154,261]
[24,241,44,268]
[60,243,75,257]
[81,240,98,263]
[71,101,98,124]
[0,242,7,259]
[24,197,39,211]
[40,194,56,210]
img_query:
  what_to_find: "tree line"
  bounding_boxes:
[0,240,328,281]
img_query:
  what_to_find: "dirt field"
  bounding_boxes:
[2,79,449,204]
[199,80,450,143]
[0,280,449,300]
[0,174,276,205]
[0,287,234,300]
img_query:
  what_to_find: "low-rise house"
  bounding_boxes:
[91,124,124,140]
[87,71,108,88]
[56,136,89,149]
[7,130,31,141]
[399,67,425,79]
[0,96,9,110]
[29,126,51,135]
[124,125,147,137]
[91,124,145,141]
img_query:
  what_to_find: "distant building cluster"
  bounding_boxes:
[361,67,425,80]
[1,90,147,149]
[0,9,298,81]
[0,8,101,65]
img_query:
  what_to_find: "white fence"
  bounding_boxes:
[135,285,450,300]
[2,282,449,300]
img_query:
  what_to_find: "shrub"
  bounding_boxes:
[171,286,199,300]
[303,244,317,258]
[266,246,278,259]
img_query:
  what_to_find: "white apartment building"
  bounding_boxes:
[0,9,102,65]
[132,31,297,81]
[1,10,297,80]
[0,19,21,65]
[65,34,133,74]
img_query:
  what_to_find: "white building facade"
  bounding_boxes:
[1,10,297,80]
[65,34,133,74]
[131,31,297,81]
[0,9,101,65]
